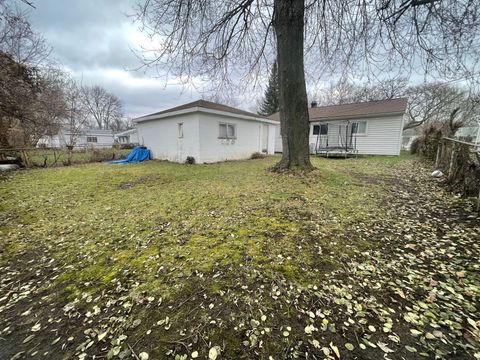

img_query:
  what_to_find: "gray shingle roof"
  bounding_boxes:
[138,99,266,120]
[268,98,408,122]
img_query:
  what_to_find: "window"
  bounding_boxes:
[86,136,97,143]
[352,121,367,135]
[219,123,236,139]
[178,123,184,138]
[313,124,328,135]
[320,124,328,135]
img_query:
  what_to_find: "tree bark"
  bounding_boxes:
[271,0,314,172]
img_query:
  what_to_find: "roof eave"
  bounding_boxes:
[310,111,405,122]
[135,106,276,124]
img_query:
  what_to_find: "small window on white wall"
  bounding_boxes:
[219,123,236,139]
[178,123,183,138]
[352,121,367,135]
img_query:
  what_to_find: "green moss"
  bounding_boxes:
[0,155,401,325]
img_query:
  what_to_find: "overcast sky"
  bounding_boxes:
[23,0,222,118]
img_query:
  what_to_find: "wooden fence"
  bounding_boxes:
[435,137,480,210]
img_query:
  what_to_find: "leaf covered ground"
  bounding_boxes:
[0,155,479,360]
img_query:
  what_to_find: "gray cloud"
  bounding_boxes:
[23,0,202,117]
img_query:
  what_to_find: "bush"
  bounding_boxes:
[90,149,115,163]
[410,137,421,155]
[185,156,195,164]
[250,152,266,159]
[410,123,443,160]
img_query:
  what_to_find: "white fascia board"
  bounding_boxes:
[134,107,199,123]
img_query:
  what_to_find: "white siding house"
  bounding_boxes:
[134,100,277,163]
[271,98,408,156]
[37,128,114,149]
[114,128,140,145]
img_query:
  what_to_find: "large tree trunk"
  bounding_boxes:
[271,0,314,172]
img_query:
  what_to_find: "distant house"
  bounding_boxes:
[269,98,407,156]
[114,128,139,145]
[134,100,277,163]
[37,128,114,149]
[456,125,480,143]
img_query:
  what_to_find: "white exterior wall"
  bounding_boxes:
[71,134,114,149]
[37,132,114,149]
[115,129,140,144]
[267,124,276,155]
[308,115,404,155]
[137,114,201,162]
[274,124,283,152]
[197,113,275,163]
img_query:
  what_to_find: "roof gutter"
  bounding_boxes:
[310,111,405,122]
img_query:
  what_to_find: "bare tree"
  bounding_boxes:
[405,83,479,135]
[81,85,124,130]
[0,0,50,65]
[134,0,480,171]
[63,79,90,148]
[314,76,409,106]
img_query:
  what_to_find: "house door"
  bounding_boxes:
[262,124,269,153]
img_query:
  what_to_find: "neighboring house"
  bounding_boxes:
[402,123,480,151]
[114,128,139,145]
[134,100,277,163]
[270,98,408,156]
[37,128,114,149]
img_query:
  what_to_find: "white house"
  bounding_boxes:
[37,128,114,149]
[114,128,139,145]
[134,100,278,163]
[270,98,408,156]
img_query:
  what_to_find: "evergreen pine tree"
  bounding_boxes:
[259,62,279,116]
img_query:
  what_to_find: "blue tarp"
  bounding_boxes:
[107,146,151,164]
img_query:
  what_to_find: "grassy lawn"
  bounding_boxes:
[0,155,479,359]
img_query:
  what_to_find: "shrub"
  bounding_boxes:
[90,149,115,163]
[410,123,443,160]
[250,152,266,159]
[410,137,421,155]
[185,156,195,164]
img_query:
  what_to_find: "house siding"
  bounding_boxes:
[307,115,404,156]
[197,113,276,163]
[136,114,201,163]
[37,130,114,149]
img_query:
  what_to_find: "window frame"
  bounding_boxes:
[312,124,328,136]
[218,122,237,139]
[86,136,98,143]
[320,124,328,135]
[351,120,367,135]
[178,122,184,138]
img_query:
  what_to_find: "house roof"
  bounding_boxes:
[114,128,137,136]
[136,99,267,122]
[61,128,113,136]
[268,98,408,122]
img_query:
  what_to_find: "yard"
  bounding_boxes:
[0,155,479,360]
